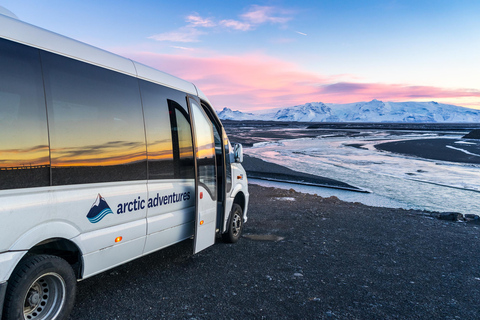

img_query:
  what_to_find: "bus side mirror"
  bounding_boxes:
[233,143,243,163]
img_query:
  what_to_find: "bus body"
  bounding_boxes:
[0,11,248,319]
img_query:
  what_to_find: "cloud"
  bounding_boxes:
[149,12,215,43]
[318,82,480,102]
[241,5,292,25]
[295,31,307,36]
[219,19,252,31]
[186,13,215,28]
[149,27,205,43]
[122,51,480,111]
[150,5,294,43]
[171,45,195,51]
[127,51,331,110]
[220,5,293,32]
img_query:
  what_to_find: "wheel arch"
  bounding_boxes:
[27,238,83,279]
[233,191,246,213]
[9,221,81,252]
[5,222,83,280]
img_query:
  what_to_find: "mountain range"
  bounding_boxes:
[217,100,480,123]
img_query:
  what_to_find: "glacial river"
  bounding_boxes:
[246,131,480,215]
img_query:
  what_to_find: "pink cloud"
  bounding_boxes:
[127,52,325,110]
[318,82,480,104]
[124,51,480,111]
[219,19,252,31]
[148,27,205,43]
[218,5,293,32]
[241,5,292,25]
[149,6,294,44]
[186,13,216,28]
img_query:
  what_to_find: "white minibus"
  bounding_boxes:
[0,9,248,320]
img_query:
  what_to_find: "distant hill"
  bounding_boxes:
[217,100,480,123]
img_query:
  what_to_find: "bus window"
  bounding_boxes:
[140,80,175,179]
[0,38,49,190]
[191,101,216,199]
[168,100,195,179]
[41,51,147,185]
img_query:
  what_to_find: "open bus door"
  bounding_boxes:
[189,97,218,254]
[199,105,231,236]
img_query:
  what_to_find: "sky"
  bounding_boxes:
[1,0,480,112]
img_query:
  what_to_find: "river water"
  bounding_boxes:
[245,131,480,215]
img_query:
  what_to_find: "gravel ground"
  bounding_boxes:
[69,184,480,320]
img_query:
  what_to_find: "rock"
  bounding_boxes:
[464,214,480,224]
[437,212,463,221]
[464,214,479,221]
[462,129,480,139]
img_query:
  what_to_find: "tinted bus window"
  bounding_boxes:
[41,51,147,185]
[168,100,195,179]
[0,38,50,190]
[191,101,216,199]
[140,80,182,180]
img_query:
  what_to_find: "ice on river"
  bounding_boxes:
[246,131,480,215]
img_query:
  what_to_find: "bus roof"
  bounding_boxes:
[0,12,211,104]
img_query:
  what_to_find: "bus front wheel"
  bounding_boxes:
[3,254,76,320]
[223,204,243,243]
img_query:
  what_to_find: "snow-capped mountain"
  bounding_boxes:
[216,108,258,120]
[217,100,480,123]
[273,102,339,122]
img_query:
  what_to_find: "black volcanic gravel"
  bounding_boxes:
[70,184,480,320]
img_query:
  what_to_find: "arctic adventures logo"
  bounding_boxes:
[86,192,191,223]
[86,194,114,223]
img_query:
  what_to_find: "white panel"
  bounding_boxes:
[143,222,194,255]
[146,179,195,235]
[82,237,146,279]
[0,181,148,253]
[147,207,195,234]
[134,61,197,95]
[190,99,217,254]
[144,180,195,254]
[10,222,81,251]
[194,85,212,105]
[194,185,217,253]
[232,163,250,222]
[223,197,234,231]
[73,219,146,255]
[0,7,18,19]
[0,251,25,282]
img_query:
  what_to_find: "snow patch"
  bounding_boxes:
[446,145,480,157]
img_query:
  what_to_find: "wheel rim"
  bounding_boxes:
[23,272,66,320]
[232,211,242,237]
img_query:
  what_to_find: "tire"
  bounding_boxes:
[222,204,243,243]
[3,255,77,320]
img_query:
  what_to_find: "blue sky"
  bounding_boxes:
[2,0,479,111]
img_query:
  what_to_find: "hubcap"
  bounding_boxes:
[23,273,66,320]
[232,212,242,236]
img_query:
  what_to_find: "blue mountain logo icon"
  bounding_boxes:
[87,193,114,223]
